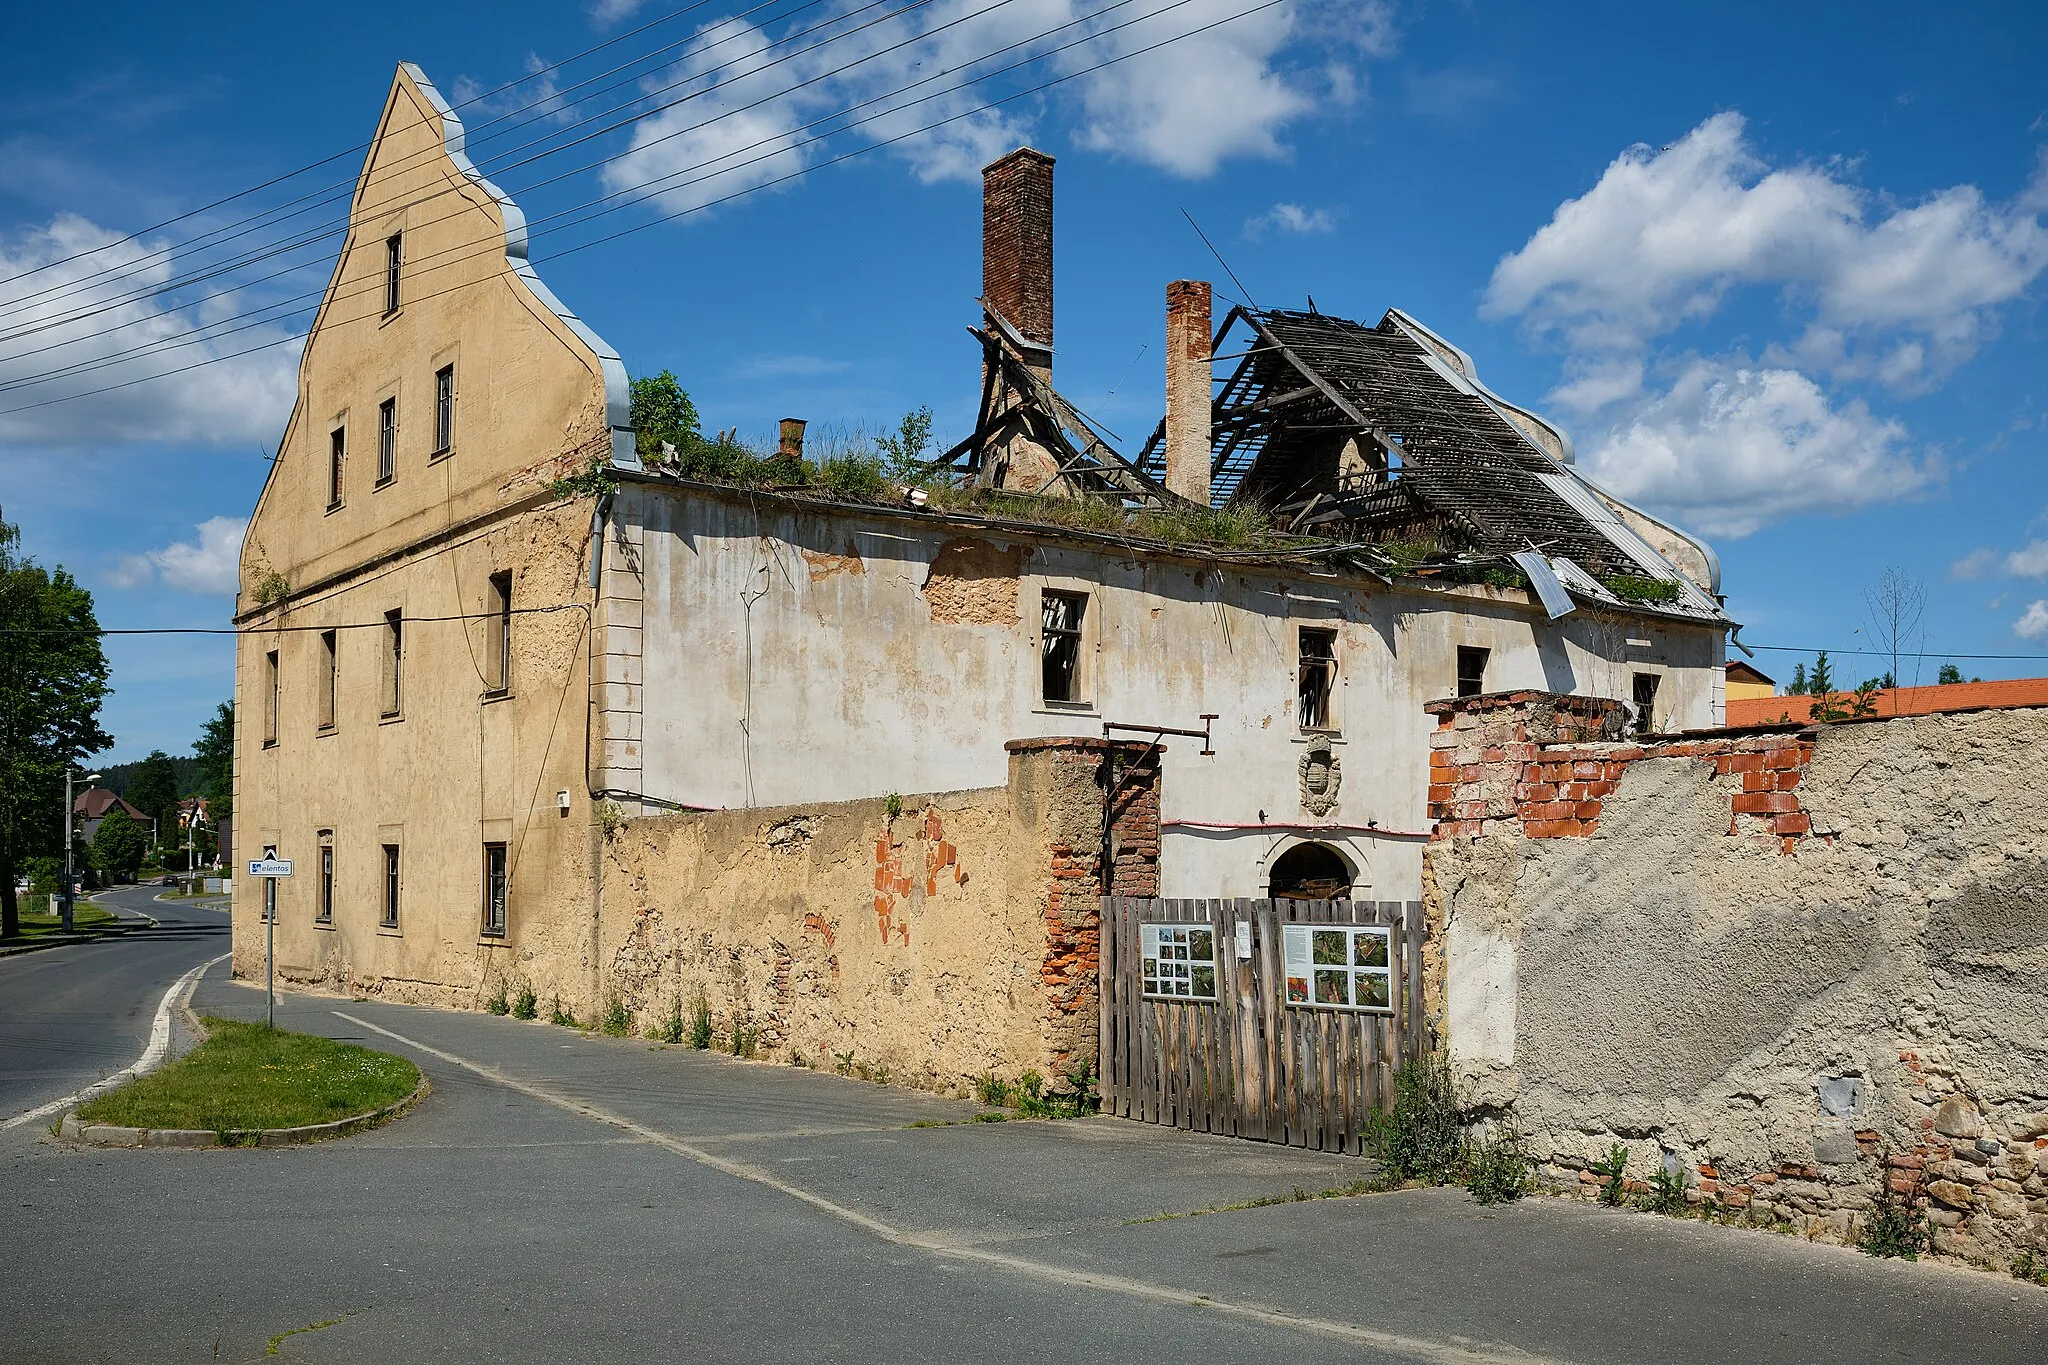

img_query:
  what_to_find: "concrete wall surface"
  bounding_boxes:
[593,739,1159,1092]
[1426,698,2048,1266]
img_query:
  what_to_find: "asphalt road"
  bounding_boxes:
[3,969,2041,1364]
[0,886,228,1122]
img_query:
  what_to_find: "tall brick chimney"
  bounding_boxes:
[1164,279,1212,507]
[982,147,1054,372]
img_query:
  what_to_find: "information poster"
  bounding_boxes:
[1283,923,1392,1012]
[1141,923,1218,1000]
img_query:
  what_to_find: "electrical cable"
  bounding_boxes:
[0,0,1200,406]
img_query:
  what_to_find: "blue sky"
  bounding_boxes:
[2,0,2044,761]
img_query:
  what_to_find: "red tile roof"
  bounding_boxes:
[73,787,148,821]
[1726,677,2048,727]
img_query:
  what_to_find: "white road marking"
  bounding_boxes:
[2,953,226,1131]
[333,1010,1570,1364]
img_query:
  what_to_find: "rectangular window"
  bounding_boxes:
[377,398,396,483]
[317,630,337,730]
[1040,590,1087,703]
[381,844,401,927]
[382,610,403,716]
[328,427,345,509]
[317,836,334,924]
[1456,645,1490,699]
[482,842,508,937]
[1632,672,1662,736]
[1141,923,1218,1001]
[485,571,511,694]
[1283,923,1393,1013]
[1298,627,1337,730]
[263,649,280,747]
[434,365,454,454]
[385,233,402,313]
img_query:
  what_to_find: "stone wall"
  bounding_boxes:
[1424,691,2048,1268]
[590,738,1158,1093]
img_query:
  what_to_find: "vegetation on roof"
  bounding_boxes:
[1599,573,1683,605]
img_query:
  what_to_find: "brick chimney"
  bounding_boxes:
[1164,279,1212,507]
[982,147,1054,372]
[778,417,806,458]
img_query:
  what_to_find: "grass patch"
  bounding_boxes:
[9,902,117,939]
[1125,1178,1387,1226]
[76,1017,418,1133]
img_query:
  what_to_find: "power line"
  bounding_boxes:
[0,0,743,296]
[0,604,592,637]
[0,0,1206,410]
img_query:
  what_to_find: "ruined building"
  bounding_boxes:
[232,65,1731,1079]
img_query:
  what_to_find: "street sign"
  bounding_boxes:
[247,857,294,878]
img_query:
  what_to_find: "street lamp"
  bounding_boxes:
[62,769,101,933]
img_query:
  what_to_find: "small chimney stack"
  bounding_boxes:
[1164,279,1212,507]
[982,147,1055,373]
[778,417,806,459]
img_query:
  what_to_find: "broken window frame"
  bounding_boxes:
[317,629,337,731]
[481,842,508,937]
[382,609,403,717]
[381,844,401,929]
[1456,645,1490,699]
[384,233,402,314]
[327,426,345,510]
[263,649,280,747]
[484,571,512,696]
[1298,626,1338,731]
[1040,589,1089,704]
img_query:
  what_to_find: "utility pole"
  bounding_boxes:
[60,769,98,933]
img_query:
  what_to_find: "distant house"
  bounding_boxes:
[74,786,148,846]
[1726,675,2048,726]
[1723,660,1776,702]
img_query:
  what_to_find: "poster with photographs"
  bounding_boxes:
[1282,923,1392,1013]
[1141,923,1218,1001]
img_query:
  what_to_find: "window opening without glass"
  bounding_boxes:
[1041,590,1087,702]
[1456,645,1489,699]
[384,233,402,313]
[328,427,345,508]
[482,842,507,936]
[381,844,401,927]
[1298,627,1336,730]
[317,630,337,730]
[434,365,454,453]
[1632,672,1661,736]
[485,571,511,693]
[1283,923,1393,1012]
[263,650,279,747]
[1141,923,1218,1001]
[377,398,396,483]
[1268,841,1353,900]
[382,610,403,716]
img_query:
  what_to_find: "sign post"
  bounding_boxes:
[248,848,294,1028]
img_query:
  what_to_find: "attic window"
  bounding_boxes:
[328,426,345,510]
[1456,646,1489,698]
[1298,627,1337,730]
[1041,590,1087,703]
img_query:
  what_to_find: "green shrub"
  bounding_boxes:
[973,1072,1012,1108]
[654,994,686,1045]
[818,454,885,500]
[1373,1056,1469,1184]
[600,993,632,1038]
[548,995,578,1029]
[511,981,538,1021]
[687,989,714,1050]
[1635,1162,1689,1215]
[484,978,510,1016]
[2013,1251,2048,1286]
[1857,1159,1927,1260]
[1600,573,1682,604]
[1464,1121,1534,1205]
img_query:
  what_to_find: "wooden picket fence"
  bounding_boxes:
[1097,897,1426,1154]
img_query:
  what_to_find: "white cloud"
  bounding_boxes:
[2006,541,2048,578]
[1951,537,2048,580]
[0,213,301,447]
[600,0,1402,222]
[110,516,247,595]
[588,0,650,26]
[1243,202,1338,239]
[2015,600,2048,641]
[1580,357,1933,539]
[1950,547,2001,580]
[1485,112,2048,388]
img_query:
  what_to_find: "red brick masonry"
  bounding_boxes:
[1425,690,1819,854]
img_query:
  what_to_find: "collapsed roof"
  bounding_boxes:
[1136,305,1727,623]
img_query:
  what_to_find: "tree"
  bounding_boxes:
[0,507,112,939]
[91,807,144,879]
[194,701,234,862]
[874,405,935,479]
[629,371,702,465]
[127,749,179,846]
[1863,567,1926,711]
[1788,662,1809,696]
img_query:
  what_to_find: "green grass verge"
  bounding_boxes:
[10,902,117,939]
[76,1017,419,1133]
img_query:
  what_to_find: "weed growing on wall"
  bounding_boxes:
[1856,1154,1927,1260]
[973,1073,1012,1107]
[600,993,632,1038]
[687,989,714,1050]
[1372,1056,1469,1184]
[2013,1252,2048,1286]
[728,1020,759,1059]
[834,1050,856,1076]
[484,978,510,1016]
[1464,1121,1535,1205]
[653,994,686,1045]
[548,995,578,1029]
[1635,1164,1689,1216]
[511,981,538,1021]
[1590,1143,1630,1206]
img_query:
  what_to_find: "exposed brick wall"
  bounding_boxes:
[982,147,1054,348]
[1004,737,1160,1068]
[1425,690,1820,853]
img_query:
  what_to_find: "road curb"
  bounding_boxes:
[58,1075,429,1149]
